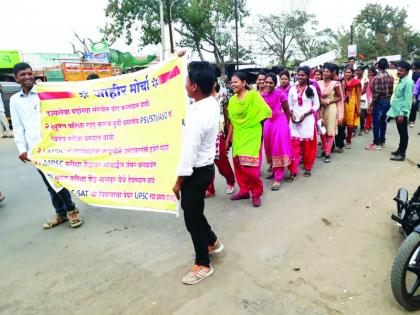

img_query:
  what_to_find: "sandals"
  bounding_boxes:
[271,183,281,191]
[285,174,297,182]
[303,171,312,177]
[68,209,83,228]
[43,209,83,229]
[43,214,68,229]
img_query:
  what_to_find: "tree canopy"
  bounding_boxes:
[102,0,248,77]
[102,1,419,68]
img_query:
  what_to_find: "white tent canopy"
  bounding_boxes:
[300,50,339,68]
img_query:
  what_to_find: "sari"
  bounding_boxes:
[343,78,361,145]
[344,78,361,128]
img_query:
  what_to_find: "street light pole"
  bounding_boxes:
[235,0,239,71]
[166,0,175,54]
[159,0,166,61]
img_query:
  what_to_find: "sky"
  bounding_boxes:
[0,0,419,56]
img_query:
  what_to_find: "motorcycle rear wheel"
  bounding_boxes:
[391,232,420,311]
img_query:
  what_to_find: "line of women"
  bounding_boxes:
[210,63,366,208]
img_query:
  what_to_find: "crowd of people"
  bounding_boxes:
[1,55,419,285]
[206,57,420,210]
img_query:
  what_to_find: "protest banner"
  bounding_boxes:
[32,57,187,214]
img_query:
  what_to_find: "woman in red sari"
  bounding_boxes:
[342,67,361,149]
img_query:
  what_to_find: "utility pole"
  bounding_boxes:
[159,0,166,61]
[235,0,239,71]
[350,24,354,45]
[166,0,175,53]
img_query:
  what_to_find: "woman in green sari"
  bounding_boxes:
[226,72,272,207]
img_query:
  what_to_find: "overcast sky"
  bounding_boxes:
[1,0,418,55]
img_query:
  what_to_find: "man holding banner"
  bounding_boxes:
[10,63,82,229]
[173,61,224,285]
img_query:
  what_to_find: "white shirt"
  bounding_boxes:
[288,85,320,140]
[177,96,219,176]
[360,77,369,108]
[10,88,41,156]
[0,91,5,112]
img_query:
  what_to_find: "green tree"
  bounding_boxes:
[252,10,321,65]
[353,3,418,59]
[102,0,249,78]
[295,28,340,60]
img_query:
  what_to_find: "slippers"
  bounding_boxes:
[43,214,68,229]
[271,184,281,191]
[285,174,296,182]
[67,209,83,228]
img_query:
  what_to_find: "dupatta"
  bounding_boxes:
[228,90,272,165]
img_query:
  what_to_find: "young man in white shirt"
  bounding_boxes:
[10,63,82,229]
[172,61,224,285]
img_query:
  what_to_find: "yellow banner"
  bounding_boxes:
[32,57,187,214]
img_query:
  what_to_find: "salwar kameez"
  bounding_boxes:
[288,85,320,174]
[319,80,340,155]
[262,89,292,182]
[206,133,236,195]
[228,90,271,197]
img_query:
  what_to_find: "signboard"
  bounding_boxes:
[84,52,110,64]
[61,62,113,81]
[377,55,401,62]
[32,57,186,214]
[0,50,21,68]
[348,45,357,58]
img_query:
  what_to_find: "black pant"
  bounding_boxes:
[181,164,217,267]
[409,101,418,123]
[38,170,75,215]
[396,117,409,156]
[334,125,346,149]
[360,108,367,131]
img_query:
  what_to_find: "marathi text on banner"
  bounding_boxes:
[32,57,187,214]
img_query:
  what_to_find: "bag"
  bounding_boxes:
[317,119,326,135]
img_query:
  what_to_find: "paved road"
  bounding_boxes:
[0,122,419,315]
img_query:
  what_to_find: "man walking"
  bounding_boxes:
[388,61,414,161]
[172,61,223,285]
[10,62,82,229]
[366,58,394,150]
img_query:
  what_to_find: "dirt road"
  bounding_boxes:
[0,123,419,315]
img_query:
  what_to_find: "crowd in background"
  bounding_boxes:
[209,58,420,208]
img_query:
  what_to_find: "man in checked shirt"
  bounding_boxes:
[365,58,394,151]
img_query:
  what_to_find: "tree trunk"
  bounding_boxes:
[194,38,205,61]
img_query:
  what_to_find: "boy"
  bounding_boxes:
[172,61,224,285]
[388,61,414,161]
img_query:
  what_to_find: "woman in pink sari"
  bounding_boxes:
[261,73,292,190]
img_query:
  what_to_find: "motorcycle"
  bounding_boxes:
[391,185,420,311]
